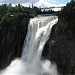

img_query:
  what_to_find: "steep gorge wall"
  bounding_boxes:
[0,18,29,69]
[43,17,75,75]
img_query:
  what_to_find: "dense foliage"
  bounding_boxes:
[59,0,75,20]
[58,0,75,38]
[0,4,41,17]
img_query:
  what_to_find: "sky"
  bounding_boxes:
[0,0,71,10]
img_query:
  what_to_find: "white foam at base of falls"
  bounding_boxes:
[0,16,58,75]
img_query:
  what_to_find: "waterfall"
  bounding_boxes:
[21,16,58,63]
[1,16,58,75]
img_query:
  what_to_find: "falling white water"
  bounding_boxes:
[0,16,58,75]
[21,16,58,63]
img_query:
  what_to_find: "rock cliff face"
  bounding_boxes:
[43,17,75,75]
[0,18,29,69]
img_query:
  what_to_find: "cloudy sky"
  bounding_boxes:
[0,0,70,8]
